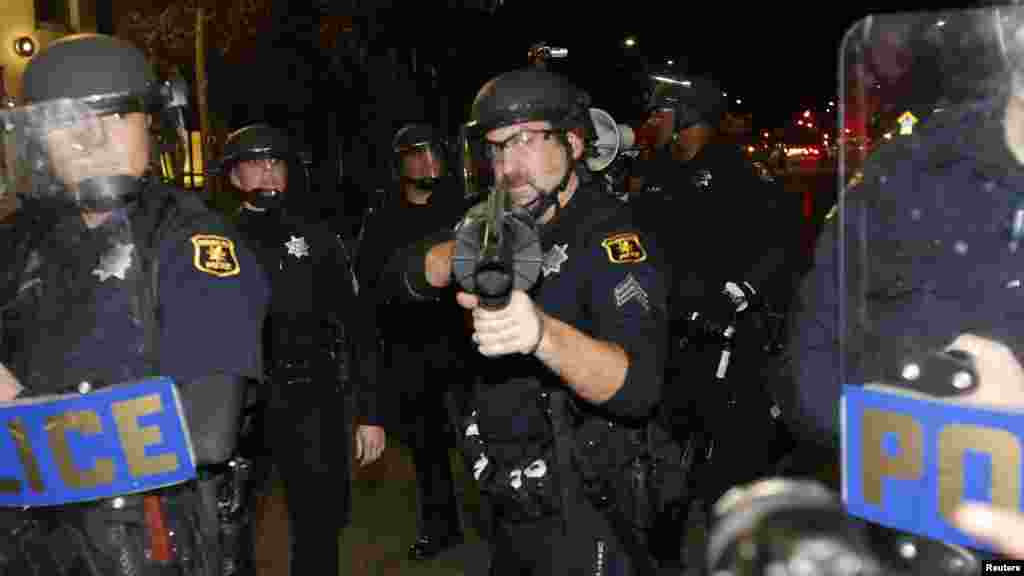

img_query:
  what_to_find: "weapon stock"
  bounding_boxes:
[451,187,544,310]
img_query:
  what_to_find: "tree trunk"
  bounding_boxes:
[196,2,213,201]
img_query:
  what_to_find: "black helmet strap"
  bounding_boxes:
[528,131,575,229]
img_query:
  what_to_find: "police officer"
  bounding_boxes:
[632,72,802,308]
[0,34,268,574]
[627,72,804,568]
[216,123,387,576]
[384,68,669,575]
[356,122,469,560]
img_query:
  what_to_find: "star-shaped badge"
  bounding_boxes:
[93,242,135,282]
[541,243,568,277]
[693,169,713,190]
[285,235,310,259]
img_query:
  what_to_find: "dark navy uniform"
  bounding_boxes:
[789,94,1024,444]
[636,142,799,480]
[634,141,801,312]
[1,182,267,395]
[392,181,668,575]
[630,139,803,569]
[234,203,380,575]
[356,179,470,553]
[0,181,268,575]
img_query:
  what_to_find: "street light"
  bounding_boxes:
[667,59,674,66]
[624,37,637,48]
[13,36,35,58]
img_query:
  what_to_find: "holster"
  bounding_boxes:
[573,416,660,576]
[1,484,217,576]
[647,421,688,516]
[575,419,657,531]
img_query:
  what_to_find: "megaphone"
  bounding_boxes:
[586,108,636,172]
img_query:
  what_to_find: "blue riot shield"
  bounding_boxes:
[0,377,196,508]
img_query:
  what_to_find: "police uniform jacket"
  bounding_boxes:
[788,94,1024,443]
[392,180,668,500]
[0,182,268,398]
[632,141,802,319]
[355,181,473,427]
[234,205,386,424]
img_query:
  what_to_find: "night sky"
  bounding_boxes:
[481,1,1002,128]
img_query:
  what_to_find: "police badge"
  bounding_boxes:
[541,243,568,277]
[285,235,310,259]
[693,169,713,190]
[92,241,135,282]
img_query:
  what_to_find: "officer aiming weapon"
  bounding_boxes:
[451,184,543,309]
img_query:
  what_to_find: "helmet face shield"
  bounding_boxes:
[459,123,496,198]
[1,97,149,210]
[396,140,446,182]
[644,73,724,131]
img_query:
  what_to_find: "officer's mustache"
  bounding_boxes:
[497,173,533,192]
[498,174,550,213]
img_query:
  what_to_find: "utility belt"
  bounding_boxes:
[1,484,212,576]
[459,389,687,531]
[574,416,686,533]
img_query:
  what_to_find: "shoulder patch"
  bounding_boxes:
[600,232,647,264]
[191,234,240,277]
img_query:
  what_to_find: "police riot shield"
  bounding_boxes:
[839,5,1024,558]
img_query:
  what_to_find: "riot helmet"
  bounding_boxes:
[647,72,725,132]
[466,68,594,223]
[392,123,447,191]
[214,123,296,212]
[1,34,182,212]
